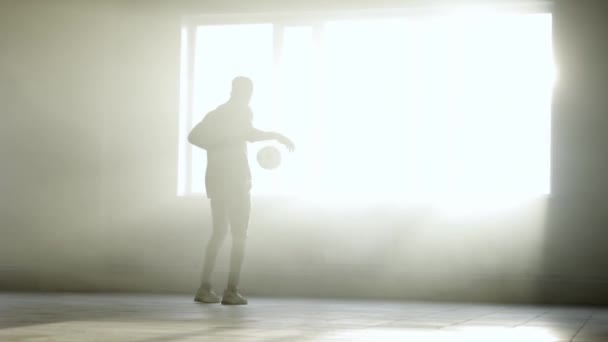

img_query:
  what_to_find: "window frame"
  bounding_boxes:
[177,3,553,197]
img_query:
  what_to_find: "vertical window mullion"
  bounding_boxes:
[185,24,197,195]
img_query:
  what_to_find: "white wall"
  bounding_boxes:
[0,0,112,283]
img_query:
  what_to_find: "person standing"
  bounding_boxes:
[188,76,294,305]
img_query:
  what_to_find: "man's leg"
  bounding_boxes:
[195,198,228,303]
[222,193,251,305]
[201,198,229,283]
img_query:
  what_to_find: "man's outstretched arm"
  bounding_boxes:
[248,128,295,151]
[188,113,295,151]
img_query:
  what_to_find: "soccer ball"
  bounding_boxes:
[256,146,281,170]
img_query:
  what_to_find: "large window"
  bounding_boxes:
[178,9,554,205]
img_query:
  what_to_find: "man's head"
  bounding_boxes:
[230,76,253,105]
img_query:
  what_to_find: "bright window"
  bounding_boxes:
[178,10,554,205]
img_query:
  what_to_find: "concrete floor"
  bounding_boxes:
[1,293,608,341]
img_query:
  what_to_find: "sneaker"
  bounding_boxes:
[221,287,248,305]
[194,284,221,304]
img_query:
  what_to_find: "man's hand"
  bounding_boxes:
[276,134,295,152]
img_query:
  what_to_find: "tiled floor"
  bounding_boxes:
[1,293,608,341]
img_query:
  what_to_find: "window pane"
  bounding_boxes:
[190,24,273,194]
[321,14,553,202]
[256,26,317,196]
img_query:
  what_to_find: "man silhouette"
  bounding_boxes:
[188,76,294,305]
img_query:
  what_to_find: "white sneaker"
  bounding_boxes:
[194,284,221,304]
[221,287,248,305]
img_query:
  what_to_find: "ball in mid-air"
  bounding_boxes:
[256,146,281,170]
